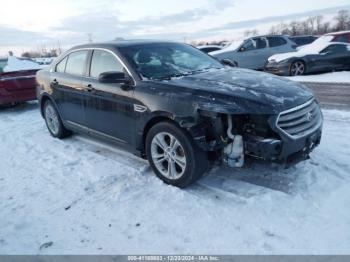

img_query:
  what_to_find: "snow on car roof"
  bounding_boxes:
[209,40,243,55]
[2,56,43,73]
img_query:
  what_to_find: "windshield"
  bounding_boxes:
[119,43,224,79]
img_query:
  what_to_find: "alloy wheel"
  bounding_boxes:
[290,61,305,76]
[150,132,187,180]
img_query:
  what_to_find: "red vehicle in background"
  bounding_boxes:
[0,56,42,106]
[326,30,350,43]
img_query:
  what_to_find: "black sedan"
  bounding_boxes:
[265,42,350,76]
[36,40,322,187]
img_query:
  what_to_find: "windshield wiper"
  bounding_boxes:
[155,72,191,80]
[190,67,221,75]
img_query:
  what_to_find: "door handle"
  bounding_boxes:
[51,79,59,88]
[85,84,95,92]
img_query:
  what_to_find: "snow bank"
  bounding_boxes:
[286,71,350,83]
[3,56,43,72]
[1,104,350,254]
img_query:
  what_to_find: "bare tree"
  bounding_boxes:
[335,10,350,31]
[244,29,259,37]
[307,16,317,33]
[320,21,331,34]
[315,15,324,34]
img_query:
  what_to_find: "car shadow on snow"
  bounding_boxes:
[195,161,310,198]
[0,101,38,112]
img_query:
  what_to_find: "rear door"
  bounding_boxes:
[50,50,89,126]
[82,49,136,145]
[267,36,293,55]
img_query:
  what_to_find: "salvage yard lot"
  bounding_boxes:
[1,102,350,254]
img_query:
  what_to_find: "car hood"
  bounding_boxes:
[155,68,314,114]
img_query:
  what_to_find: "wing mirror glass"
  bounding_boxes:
[98,71,129,84]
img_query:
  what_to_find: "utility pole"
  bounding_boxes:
[88,33,93,43]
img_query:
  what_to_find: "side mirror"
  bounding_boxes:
[239,47,246,52]
[221,59,237,67]
[98,71,129,84]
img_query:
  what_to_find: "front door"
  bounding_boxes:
[318,44,349,72]
[82,49,136,145]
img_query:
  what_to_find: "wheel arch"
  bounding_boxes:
[139,111,199,157]
[289,59,307,75]
[39,94,62,120]
[141,114,177,155]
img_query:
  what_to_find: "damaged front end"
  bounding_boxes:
[185,99,323,168]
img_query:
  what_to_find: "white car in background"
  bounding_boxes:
[210,35,297,70]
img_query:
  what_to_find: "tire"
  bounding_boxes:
[289,60,306,76]
[43,100,71,139]
[146,121,209,188]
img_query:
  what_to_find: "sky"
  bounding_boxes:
[0,0,350,56]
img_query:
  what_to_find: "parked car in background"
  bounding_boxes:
[33,57,55,65]
[211,35,297,70]
[324,30,350,43]
[197,45,223,53]
[289,35,318,48]
[265,42,350,76]
[0,56,42,106]
[36,40,322,188]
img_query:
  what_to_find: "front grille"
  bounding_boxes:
[276,99,322,138]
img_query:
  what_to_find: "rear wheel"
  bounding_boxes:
[290,61,306,76]
[43,100,71,138]
[146,122,208,188]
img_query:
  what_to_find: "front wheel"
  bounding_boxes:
[290,61,306,76]
[146,122,209,188]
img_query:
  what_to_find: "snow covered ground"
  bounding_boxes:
[1,102,350,255]
[286,71,350,83]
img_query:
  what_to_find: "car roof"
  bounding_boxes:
[247,35,288,39]
[70,39,179,50]
[289,35,318,38]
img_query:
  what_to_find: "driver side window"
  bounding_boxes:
[240,39,255,52]
[90,50,124,78]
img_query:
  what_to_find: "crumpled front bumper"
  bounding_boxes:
[245,126,322,164]
[244,99,323,165]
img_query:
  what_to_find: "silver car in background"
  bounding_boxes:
[211,35,297,70]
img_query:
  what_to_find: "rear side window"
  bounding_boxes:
[56,57,67,73]
[65,51,88,76]
[90,50,123,78]
[321,44,347,54]
[268,37,287,47]
[334,35,349,43]
[253,38,267,49]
